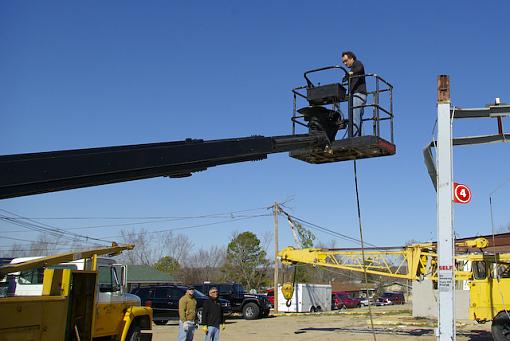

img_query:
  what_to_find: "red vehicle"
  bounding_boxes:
[332,291,361,309]
[266,288,275,307]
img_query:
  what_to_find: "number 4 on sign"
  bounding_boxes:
[453,183,472,204]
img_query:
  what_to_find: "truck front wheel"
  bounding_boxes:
[243,303,260,320]
[492,312,510,340]
[126,324,142,341]
[196,308,204,325]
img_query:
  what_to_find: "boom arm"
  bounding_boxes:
[278,246,433,281]
[0,243,134,275]
[0,132,328,199]
[277,239,489,281]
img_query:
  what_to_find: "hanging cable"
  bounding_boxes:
[353,160,376,341]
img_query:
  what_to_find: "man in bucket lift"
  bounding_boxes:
[342,51,367,136]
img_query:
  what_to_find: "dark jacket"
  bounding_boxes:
[349,60,367,95]
[202,297,224,327]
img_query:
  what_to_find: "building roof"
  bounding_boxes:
[126,265,176,283]
[456,232,510,253]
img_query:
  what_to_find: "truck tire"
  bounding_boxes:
[492,312,510,340]
[243,302,260,320]
[126,324,142,341]
[316,306,322,312]
[196,307,204,325]
[153,320,168,325]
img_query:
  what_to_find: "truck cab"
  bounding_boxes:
[6,256,126,295]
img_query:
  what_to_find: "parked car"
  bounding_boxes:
[359,297,374,307]
[332,291,361,309]
[194,282,271,320]
[375,292,405,306]
[131,285,231,325]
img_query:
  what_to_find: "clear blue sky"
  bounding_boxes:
[1,1,510,254]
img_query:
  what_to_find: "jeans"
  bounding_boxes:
[352,92,367,136]
[178,320,195,341]
[203,326,220,341]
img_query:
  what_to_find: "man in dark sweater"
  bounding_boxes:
[201,287,224,341]
[342,51,367,136]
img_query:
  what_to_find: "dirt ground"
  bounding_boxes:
[150,304,493,341]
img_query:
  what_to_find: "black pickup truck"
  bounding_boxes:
[131,285,231,325]
[194,282,271,320]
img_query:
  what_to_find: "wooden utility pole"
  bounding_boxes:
[273,202,279,313]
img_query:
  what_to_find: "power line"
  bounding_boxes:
[101,213,272,239]
[1,207,271,232]
[1,206,270,220]
[0,236,69,244]
[0,248,88,253]
[0,209,115,244]
[1,208,272,252]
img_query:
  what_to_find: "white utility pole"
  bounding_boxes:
[436,75,455,340]
[273,202,279,313]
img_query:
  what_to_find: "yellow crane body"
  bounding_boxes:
[277,237,510,325]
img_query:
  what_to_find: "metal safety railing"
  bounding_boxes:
[349,73,394,142]
[291,65,394,144]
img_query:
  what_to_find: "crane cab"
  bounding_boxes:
[290,65,396,163]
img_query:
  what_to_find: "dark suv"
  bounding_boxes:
[131,285,231,325]
[194,283,271,320]
[376,292,405,305]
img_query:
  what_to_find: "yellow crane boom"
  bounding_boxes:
[277,237,489,281]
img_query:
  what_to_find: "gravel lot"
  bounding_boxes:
[150,304,493,341]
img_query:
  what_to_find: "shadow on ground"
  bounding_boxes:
[295,327,493,340]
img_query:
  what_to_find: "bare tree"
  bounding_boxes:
[159,232,194,264]
[181,246,226,284]
[0,242,29,258]
[119,228,160,265]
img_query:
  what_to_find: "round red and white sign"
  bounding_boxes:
[453,183,471,204]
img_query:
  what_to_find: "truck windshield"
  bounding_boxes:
[98,266,121,292]
[234,284,244,293]
[193,290,207,298]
